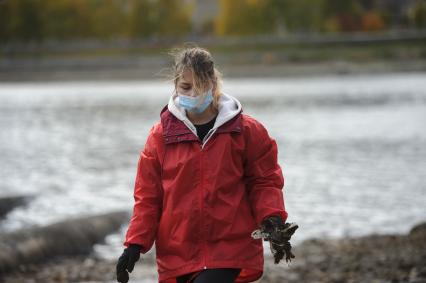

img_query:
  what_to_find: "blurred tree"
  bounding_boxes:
[128,0,156,37]
[42,0,93,39]
[2,0,44,41]
[128,0,192,38]
[0,0,192,42]
[90,0,127,39]
[361,10,385,31]
[407,0,426,28]
[215,0,241,35]
[216,0,380,35]
[0,0,424,42]
[155,0,192,36]
[0,0,12,40]
[270,0,326,33]
[215,0,275,35]
[323,0,364,32]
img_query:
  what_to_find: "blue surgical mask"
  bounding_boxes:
[178,88,213,113]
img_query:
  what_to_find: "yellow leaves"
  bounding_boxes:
[361,11,385,31]
[246,0,261,6]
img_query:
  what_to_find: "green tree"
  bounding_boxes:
[3,0,44,41]
[215,0,276,36]
[267,0,326,32]
[128,0,156,37]
[42,0,92,39]
[128,0,192,38]
[323,0,364,32]
[0,1,12,40]
[407,0,426,28]
[155,0,192,36]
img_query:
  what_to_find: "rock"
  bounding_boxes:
[0,210,129,275]
[0,195,33,219]
[409,222,426,237]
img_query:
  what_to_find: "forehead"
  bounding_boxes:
[179,68,194,84]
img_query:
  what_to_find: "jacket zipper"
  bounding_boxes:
[200,147,207,269]
[201,128,217,150]
[199,128,218,269]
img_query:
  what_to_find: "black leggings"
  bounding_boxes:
[176,268,241,283]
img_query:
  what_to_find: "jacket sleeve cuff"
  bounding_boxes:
[260,211,288,226]
[123,239,150,254]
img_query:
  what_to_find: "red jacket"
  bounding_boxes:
[124,92,288,283]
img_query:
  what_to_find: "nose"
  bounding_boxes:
[189,89,204,98]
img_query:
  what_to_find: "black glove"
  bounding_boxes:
[116,244,142,283]
[260,215,298,264]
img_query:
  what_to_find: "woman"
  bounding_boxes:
[116,46,296,283]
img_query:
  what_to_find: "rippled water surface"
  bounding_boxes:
[1,73,425,259]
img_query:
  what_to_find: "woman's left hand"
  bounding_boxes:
[260,216,299,264]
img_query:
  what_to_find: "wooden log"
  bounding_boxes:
[0,210,130,275]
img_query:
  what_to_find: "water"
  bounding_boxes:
[0,73,425,260]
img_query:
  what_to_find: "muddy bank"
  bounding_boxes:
[2,221,425,283]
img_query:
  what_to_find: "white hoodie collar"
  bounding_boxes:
[167,91,242,146]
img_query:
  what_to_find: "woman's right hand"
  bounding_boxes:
[116,244,142,283]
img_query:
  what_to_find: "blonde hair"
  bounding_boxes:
[165,43,223,111]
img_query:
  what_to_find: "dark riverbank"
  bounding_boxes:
[2,221,425,283]
[2,57,426,82]
[1,31,425,81]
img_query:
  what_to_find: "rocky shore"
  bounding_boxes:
[263,222,426,283]
[2,221,425,283]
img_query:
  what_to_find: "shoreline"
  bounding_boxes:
[2,30,425,82]
[2,221,425,283]
[1,57,426,82]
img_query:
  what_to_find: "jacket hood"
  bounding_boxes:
[166,91,243,145]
